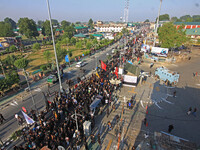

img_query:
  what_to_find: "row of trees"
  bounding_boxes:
[0,17,94,39]
[157,14,200,22]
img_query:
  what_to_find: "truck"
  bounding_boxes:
[47,72,63,84]
[155,67,179,86]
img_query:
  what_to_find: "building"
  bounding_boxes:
[94,23,127,33]
[185,28,200,39]
[74,33,87,39]
[74,26,88,34]
[96,21,103,25]
[174,22,200,29]
[91,34,103,40]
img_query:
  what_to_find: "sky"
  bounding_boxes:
[0,0,200,23]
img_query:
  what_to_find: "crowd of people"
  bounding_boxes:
[13,52,123,150]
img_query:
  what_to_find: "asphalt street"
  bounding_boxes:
[0,41,123,144]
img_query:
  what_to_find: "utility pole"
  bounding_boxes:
[153,0,162,47]
[46,0,63,92]
[23,69,38,112]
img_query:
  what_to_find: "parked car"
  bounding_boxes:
[76,61,86,67]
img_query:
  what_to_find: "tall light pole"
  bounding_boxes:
[46,0,63,92]
[153,0,162,47]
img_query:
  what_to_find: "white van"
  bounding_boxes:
[76,61,86,67]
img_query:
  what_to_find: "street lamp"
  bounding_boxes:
[71,109,84,132]
[153,0,162,47]
[46,0,63,92]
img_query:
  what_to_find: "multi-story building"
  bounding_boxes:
[94,23,127,33]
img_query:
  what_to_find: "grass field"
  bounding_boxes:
[26,45,86,72]
[1,44,87,73]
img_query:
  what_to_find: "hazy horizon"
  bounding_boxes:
[0,0,199,23]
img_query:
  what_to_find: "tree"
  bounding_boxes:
[61,20,70,29]
[70,38,76,45]
[158,14,170,21]
[4,17,17,29]
[56,45,67,63]
[192,15,200,22]
[86,42,92,50]
[9,45,17,52]
[37,20,44,28]
[32,43,41,50]
[171,17,178,22]
[89,34,94,39]
[75,21,81,24]
[0,22,15,37]
[51,19,59,26]
[144,19,149,23]
[158,22,187,48]
[180,15,192,22]
[88,18,93,28]
[14,58,28,69]
[42,20,51,37]
[76,41,83,49]
[63,25,75,39]
[43,50,51,63]
[18,18,39,40]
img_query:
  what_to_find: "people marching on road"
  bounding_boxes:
[12,52,123,149]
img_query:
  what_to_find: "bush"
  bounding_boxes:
[40,65,47,71]
[32,43,41,50]
[9,45,17,52]
[5,48,9,53]
[46,41,53,45]
[83,50,90,56]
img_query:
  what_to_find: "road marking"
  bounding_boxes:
[171,64,178,67]
[161,98,174,104]
[106,139,113,150]
[154,102,163,109]
[128,87,137,94]
[167,94,173,97]
[152,100,163,109]
[140,100,145,108]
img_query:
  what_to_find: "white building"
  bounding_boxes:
[94,23,127,33]
[104,33,114,40]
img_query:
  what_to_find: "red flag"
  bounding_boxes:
[115,67,118,79]
[101,60,107,71]
[48,101,52,104]
[122,57,125,63]
[22,107,27,113]
[137,57,140,62]
[75,84,78,89]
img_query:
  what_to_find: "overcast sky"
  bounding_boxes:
[0,0,200,23]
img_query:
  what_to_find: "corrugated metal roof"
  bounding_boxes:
[174,22,200,25]
[185,28,200,35]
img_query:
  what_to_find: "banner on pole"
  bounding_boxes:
[21,110,35,124]
[65,55,69,62]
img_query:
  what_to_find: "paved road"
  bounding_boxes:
[0,41,123,144]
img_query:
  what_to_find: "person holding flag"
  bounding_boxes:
[101,60,107,71]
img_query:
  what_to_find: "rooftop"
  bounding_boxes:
[185,28,200,35]
[74,33,86,38]
[174,22,200,25]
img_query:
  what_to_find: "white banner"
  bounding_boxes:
[21,111,35,124]
[123,75,137,83]
[151,47,169,54]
